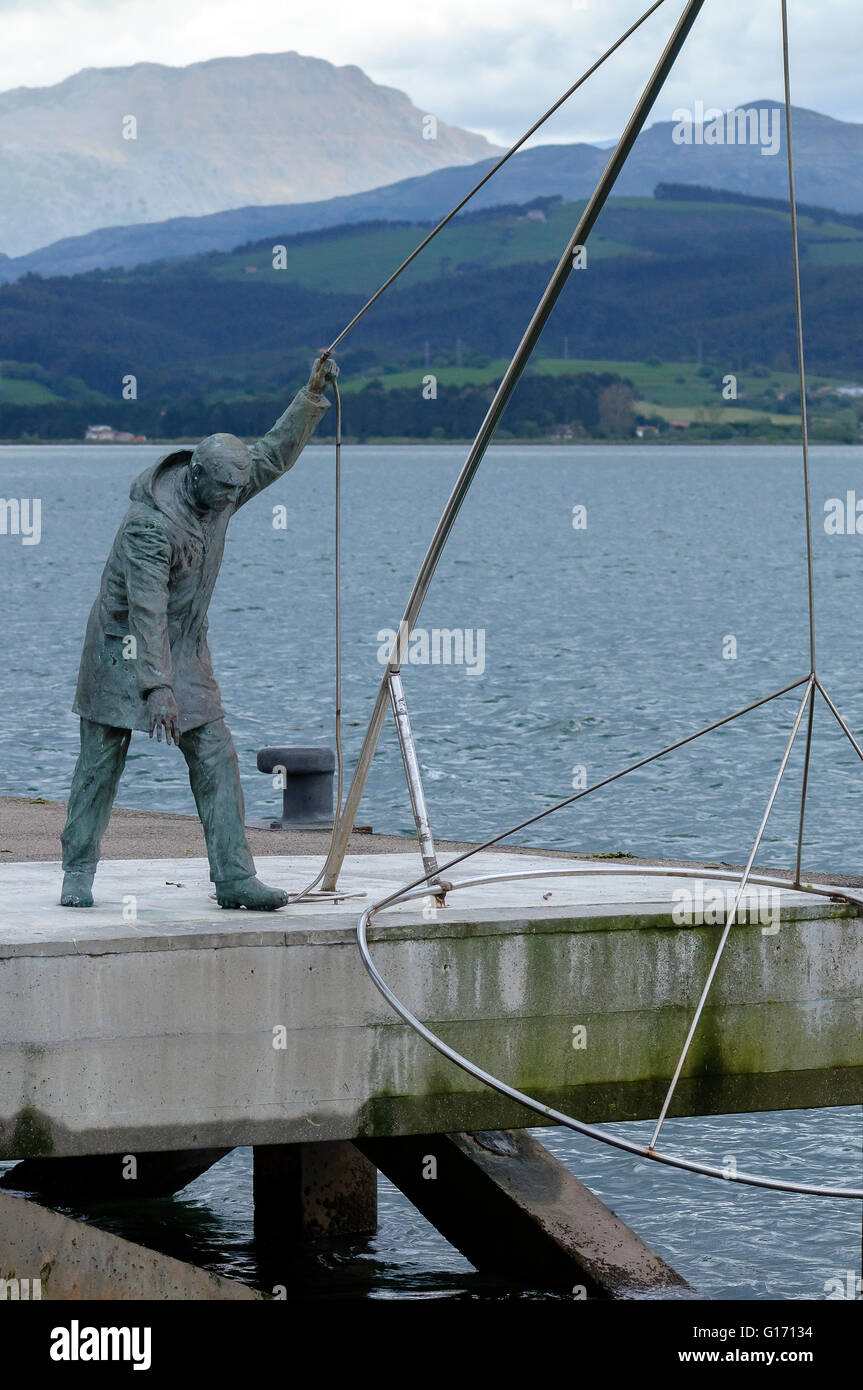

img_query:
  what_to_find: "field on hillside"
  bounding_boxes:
[198,195,863,299]
[337,355,840,411]
[0,377,61,405]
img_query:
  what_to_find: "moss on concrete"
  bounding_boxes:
[1,1107,54,1160]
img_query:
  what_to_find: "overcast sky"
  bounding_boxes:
[0,0,857,145]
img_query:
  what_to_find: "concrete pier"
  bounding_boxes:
[3,791,863,1297]
[1,849,862,1159]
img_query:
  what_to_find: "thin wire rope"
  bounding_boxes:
[587,3,855,1136]
[782,0,818,890]
[310,1,826,917]
[363,0,835,977]
[649,678,814,1151]
[369,675,810,914]
[319,0,668,359]
[794,691,815,886]
[781,0,816,674]
[285,378,345,903]
[815,679,863,763]
[319,0,708,893]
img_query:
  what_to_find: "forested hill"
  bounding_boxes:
[1,191,862,441]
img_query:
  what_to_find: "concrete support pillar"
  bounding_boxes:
[252,1141,377,1249]
[358,1129,690,1296]
[0,1191,259,1300]
[0,1147,232,1200]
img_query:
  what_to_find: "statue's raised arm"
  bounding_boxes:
[237,354,339,507]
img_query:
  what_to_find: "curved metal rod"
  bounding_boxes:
[369,864,863,911]
[356,864,863,1198]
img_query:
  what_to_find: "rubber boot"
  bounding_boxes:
[215,875,288,910]
[60,869,95,908]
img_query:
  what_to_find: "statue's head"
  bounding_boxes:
[187,433,252,512]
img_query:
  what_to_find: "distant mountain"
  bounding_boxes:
[0,52,501,257]
[614,99,863,208]
[4,99,863,283]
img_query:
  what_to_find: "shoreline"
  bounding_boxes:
[5,794,863,889]
[1,436,860,449]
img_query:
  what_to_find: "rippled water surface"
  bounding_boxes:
[2,442,863,1299]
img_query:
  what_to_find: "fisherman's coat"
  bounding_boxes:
[73,386,329,733]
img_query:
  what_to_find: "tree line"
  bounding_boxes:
[0,372,632,442]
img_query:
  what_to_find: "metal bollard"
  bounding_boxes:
[257,746,335,830]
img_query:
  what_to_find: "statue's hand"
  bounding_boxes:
[307,353,339,396]
[147,687,181,745]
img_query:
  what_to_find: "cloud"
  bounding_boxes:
[0,0,859,146]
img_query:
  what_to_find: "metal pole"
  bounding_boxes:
[321,0,708,889]
[388,672,446,904]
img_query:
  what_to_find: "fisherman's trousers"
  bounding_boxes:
[61,716,256,884]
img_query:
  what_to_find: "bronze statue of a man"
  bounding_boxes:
[60,355,338,910]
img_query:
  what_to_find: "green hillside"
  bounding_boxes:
[0,376,60,405]
[339,355,840,404]
[3,189,863,442]
[170,194,863,297]
[208,203,642,293]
